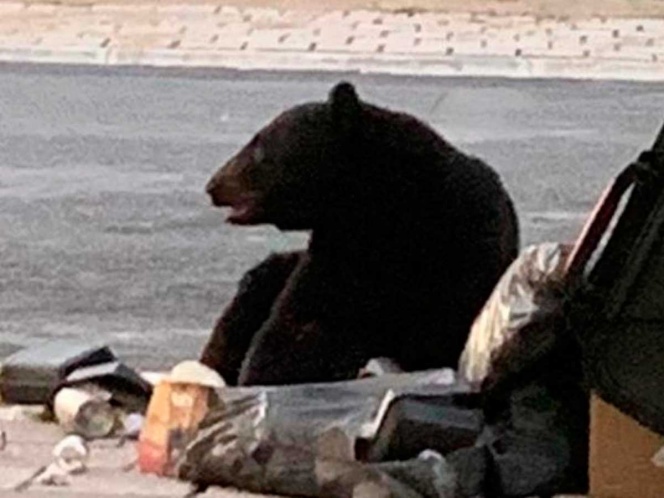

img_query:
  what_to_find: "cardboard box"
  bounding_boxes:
[590,394,664,498]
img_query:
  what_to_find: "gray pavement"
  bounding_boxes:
[0,2,662,80]
[0,410,275,497]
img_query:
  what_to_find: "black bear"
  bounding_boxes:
[201,82,519,386]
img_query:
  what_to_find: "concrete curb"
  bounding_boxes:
[0,44,662,81]
[0,2,662,80]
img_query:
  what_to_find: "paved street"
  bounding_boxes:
[0,2,662,79]
[0,410,274,497]
[0,63,663,370]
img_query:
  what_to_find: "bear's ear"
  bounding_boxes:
[328,81,361,131]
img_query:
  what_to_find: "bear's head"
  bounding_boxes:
[205,82,362,230]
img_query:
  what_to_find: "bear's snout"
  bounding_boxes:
[206,159,244,207]
[205,173,226,207]
[206,176,239,207]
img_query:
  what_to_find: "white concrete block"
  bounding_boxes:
[382,33,418,54]
[344,35,382,53]
[216,22,253,36]
[276,30,316,52]
[410,37,448,55]
[210,35,249,51]
[180,30,217,49]
[246,29,284,50]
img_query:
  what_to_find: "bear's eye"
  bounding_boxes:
[252,144,265,165]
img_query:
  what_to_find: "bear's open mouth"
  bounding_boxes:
[226,194,262,225]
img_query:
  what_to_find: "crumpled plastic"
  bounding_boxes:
[458,242,573,393]
[178,370,469,497]
[454,242,588,496]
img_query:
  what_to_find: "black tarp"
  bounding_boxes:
[570,119,664,436]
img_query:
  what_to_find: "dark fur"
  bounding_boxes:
[201,82,520,386]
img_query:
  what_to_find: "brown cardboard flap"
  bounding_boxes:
[590,394,664,498]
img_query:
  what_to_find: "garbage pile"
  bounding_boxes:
[0,341,225,492]
[1,341,153,441]
[175,242,588,498]
[0,242,585,497]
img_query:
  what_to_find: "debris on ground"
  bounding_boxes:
[137,360,225,477]
[53,386,117,440]
[119,412,145,444]
[13,434,90,491]
[0,341,116,405]
[53,434,90,474]
[57,360,154,414]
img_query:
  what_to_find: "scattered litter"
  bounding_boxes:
[33,463,72,487]
[58,360,153,414]
[53,434,90,474]
[167,360,226,388]
[117,412,145,447]
[122,412,145,439]
[13,465,49,492]
[140,371,169,387]
[0,340,116,405]
[46,356,154,440]
[15,461,77,491]
[12,435,89,492]
[53,386,116,440]
[138,360,224,477]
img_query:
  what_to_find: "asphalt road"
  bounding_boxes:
[1,63,663,370]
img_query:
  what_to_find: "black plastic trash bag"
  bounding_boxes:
[314,450,459,498]
[455,242,588,496]
[479,380,588,497]
[178,370,470,497]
